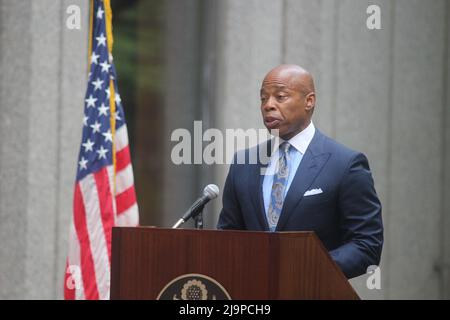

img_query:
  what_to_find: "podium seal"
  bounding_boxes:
[157,273,232,300]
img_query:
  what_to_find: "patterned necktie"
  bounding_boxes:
[267,142,291,231]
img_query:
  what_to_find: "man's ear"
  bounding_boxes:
[305,92,316,111]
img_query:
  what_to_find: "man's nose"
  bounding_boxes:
[262,97,277,111]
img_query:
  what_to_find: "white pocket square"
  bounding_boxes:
[304,188,323,196]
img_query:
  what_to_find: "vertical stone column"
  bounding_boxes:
[56,0,89,299]
[332,0,392,299]
[163,0,203,227]
[0,0,32,299]
[0,0,88,299]
[387,0,447,299]
[444,1,450,299]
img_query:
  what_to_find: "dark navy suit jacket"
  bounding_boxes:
[217,129,383,279]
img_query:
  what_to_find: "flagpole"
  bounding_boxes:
[88,0,94,70]
[104,0,116,194]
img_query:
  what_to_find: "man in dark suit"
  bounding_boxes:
[217,64,383,279]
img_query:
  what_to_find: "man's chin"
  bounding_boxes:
[267,128,283,138]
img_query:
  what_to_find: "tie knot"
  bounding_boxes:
[280,142,291,155]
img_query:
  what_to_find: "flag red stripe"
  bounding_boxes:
[93,168,115,265]
[115,145,131,172]
[73,184,100,300]
[116,185,137,215]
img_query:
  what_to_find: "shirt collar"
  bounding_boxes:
[276,121,316,155]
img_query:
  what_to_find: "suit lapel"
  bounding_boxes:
[275,130,331,231]
[248,140,271,230]
[248,162,267,230]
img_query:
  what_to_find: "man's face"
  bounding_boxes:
[260,72,312,140]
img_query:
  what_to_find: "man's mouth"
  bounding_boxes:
[264,116,282,129]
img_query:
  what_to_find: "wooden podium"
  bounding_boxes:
[110,227,359,300]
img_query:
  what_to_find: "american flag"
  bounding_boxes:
[64,0,139,300]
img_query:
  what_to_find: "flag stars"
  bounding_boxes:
[102,129,113,143]
[100,60,111,73]
[79,157,88,170]
[76,4,135,190]
[91,52,100,65]
[90,121,101,133]
[98,103,109,116]
[96,33,106,47]
[91,78,104,91]
[82,139,95,152]
[97,6,104,19]
[96,145,109,160]
[115,93,121,105]
[85,95,97,108]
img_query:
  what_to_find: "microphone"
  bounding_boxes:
[172,184,220,229]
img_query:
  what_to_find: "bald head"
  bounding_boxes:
[263,64,315,96]
[260,64,316,140]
